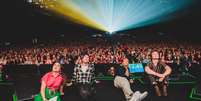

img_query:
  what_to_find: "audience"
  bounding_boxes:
[0,38,200,68]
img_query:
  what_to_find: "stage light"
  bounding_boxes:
[35,2,39,5]
[32,0,193,33]
[27,0,32,3]
[108,29,115,34]
[108,31,116,35]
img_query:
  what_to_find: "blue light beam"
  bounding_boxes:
[63,0,193,33]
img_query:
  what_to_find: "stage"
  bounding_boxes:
[0,80,199,101]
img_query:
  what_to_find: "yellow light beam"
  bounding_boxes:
[38,0,107,31]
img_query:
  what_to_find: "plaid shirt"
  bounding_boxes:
[72,64,96,85]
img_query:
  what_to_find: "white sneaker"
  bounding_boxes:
[139,91,148,100]
[135,91,140,95]
[129,92,141,101]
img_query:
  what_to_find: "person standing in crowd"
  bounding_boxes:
[114,58,148,101]
[72,53,98,101]
[34,62,65,101]
[145,50,172,96]
[0,64,7,82]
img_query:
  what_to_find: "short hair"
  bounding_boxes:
[151,50,159,54]
[80,52,89,58]
[150,50,160,60]
[52,61,64,70]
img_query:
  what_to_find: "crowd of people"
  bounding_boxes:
[0,38,201,67]
[0,38,200,101]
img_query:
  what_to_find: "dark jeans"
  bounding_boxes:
[76,83,96,101]
[148,75,168,96]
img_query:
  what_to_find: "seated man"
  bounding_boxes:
[145,50,172,96]
[112,58,148,101]
[72,54,97,101]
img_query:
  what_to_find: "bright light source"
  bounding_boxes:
[108,29,115,34]
[106,31,116,35]
[27,0,32,3]
[32,0,193,33]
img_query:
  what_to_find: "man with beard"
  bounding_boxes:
[145,50,172,96]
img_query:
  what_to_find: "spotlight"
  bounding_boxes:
[39,5,44,8]
[106,31,116,35]
[35,2,39,5]
[27,0,32,3]
[49,4,55,8]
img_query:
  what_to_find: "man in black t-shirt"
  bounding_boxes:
[145,50,172,96]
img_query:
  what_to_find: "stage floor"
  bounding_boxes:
[61,81,195,101]
[0,80,198,101]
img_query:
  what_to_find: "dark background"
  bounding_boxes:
[1,0,201,43]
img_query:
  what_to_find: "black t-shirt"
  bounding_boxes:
[148,61,167,74]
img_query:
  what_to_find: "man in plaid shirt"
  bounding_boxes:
[72,53,97,101]
[72,63,95,85]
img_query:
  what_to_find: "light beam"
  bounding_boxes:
[31,0,193,33]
